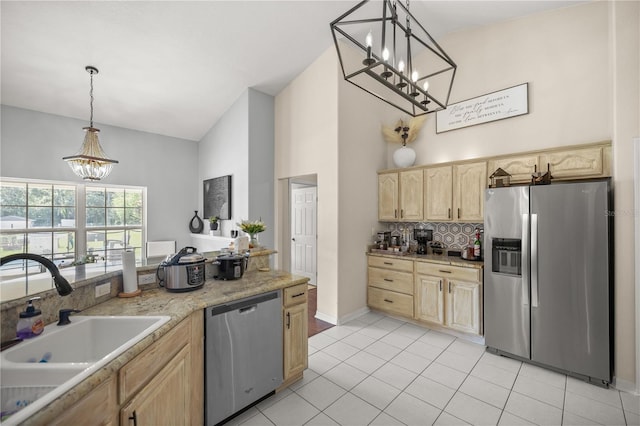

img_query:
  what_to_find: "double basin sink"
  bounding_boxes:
[0,315,170,424]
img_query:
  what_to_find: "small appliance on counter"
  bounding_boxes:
[376,231,391,249]
[414,229,433,254]
[214,252,250,280]
[428,240,445,255]
[157,246,206,292]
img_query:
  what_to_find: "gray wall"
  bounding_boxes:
[0,105,199,249]
[198,88,275,248]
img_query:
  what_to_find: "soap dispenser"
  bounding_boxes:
[16,297,45,339]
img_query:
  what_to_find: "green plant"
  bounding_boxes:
[209,216,219,223]
[236,219,266,234]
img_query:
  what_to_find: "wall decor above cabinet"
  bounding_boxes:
[435,83,529,133]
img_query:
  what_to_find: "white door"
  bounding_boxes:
[291,186,317,285]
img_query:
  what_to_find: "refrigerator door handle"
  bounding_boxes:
[531,213,539,308]
[522,213,530,306]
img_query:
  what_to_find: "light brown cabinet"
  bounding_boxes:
[378,170,423,221]
[367,257,414,319]
[541,146,605,179]
[50,373,118,426]
[487,154,538,185]
[424,162,486,222]
[414,262,482,335]
[282,284,308,387]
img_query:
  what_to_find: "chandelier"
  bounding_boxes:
[330,0,457,116]
[63,66,118,181]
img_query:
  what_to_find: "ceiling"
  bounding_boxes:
[1,1,586,142]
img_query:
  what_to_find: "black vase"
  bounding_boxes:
[189,211,204,233]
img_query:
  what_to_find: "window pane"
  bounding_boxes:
[87,230,105,253]
[125,208,142,226]
[86,188,105,207]
[53,185,75,206]
[86,207,105,227]
[1,206,27,230]
[125,190,142,208]
[28,207,52,228]
[27,232,52,255]
[28,184,52,206]
[126,229,143,261]
[107,208,124,226]
[54,207,75,228]
[53,231,75,260]
[1,182,26,206]
[107,189,125,207]
[0,233,26,258]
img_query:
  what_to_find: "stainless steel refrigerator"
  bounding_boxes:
[484,180,612,386]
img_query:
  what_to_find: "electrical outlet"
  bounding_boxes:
[138,273,156,285]
[95,283,110,298]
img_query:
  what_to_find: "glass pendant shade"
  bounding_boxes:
[63,126,118,181]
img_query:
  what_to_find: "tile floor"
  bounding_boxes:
[228,312,640,426]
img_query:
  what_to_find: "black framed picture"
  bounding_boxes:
[203,175,232,220]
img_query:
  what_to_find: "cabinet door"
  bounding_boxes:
[120,345,191,426]
[399,169,423,221]
[453,162,486,222]
[284,303,308,381]
[487,155,538,185]
[51,374,118,426]
[414,275,444,325]
[378,173,399,221]
[541,146,604,179]
[445,280,481,335]
[424,166,453,221]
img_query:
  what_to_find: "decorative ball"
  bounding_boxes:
[393,146,416,168]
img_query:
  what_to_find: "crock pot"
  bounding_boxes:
[157,246,206,292]
[214,253,249,280]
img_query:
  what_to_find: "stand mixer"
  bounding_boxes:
[414,229,433,254]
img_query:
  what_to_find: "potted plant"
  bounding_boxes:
[237,219,266,248]
[209,216,219,231]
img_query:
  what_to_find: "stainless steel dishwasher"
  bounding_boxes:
[205,290,283,425]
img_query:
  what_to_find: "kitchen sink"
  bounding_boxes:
[0,315,170,424]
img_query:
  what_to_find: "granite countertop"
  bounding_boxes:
[367,251,484,269]
[24,268,308,424]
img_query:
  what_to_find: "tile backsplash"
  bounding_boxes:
[383,222,484,250]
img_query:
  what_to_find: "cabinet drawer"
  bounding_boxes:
[368,287,413,318]
[119,317,190,404]
[368,267,413,295]
[367,256,414,272]
[415,262,480,282]
[284,284,307,307]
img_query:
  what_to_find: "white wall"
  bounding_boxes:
[0,105,199,248]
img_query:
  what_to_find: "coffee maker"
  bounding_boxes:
[414,229,433,254]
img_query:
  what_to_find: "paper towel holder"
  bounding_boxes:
[118,250,142,298]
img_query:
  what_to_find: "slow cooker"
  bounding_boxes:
[214,253,249,280]
[157,246,206,292]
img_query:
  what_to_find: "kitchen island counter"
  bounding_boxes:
[21,269,308,425]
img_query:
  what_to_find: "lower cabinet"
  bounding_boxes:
[282,284,308,387]
[50,373,118,426]
[414,262,482,335]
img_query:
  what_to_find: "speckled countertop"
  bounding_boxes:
[23,268,308,425]
[367,251,484,269]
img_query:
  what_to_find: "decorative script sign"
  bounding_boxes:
[436,83,529,133]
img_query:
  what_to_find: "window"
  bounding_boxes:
[0,178,146,301]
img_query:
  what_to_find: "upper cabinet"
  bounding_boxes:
[378,170,423,222]
[424,162,485,222]
[379,141,611,223]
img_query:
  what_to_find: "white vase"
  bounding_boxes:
[393,145,416,168]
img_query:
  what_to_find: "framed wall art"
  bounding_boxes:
[436,83,529,133]
[203,175,232,220]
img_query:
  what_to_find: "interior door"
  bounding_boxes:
[291,186,317,285]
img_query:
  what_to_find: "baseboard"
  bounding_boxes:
[614,376,638,395]
[314,310,337,325]
[336,306,371,325]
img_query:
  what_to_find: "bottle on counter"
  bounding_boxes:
[473,228,481,259]
[17,297,45,339]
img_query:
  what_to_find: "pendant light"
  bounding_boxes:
[63,66,118,181]
[331,0,457,116]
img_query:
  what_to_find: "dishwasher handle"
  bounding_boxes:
[208,291,280,316]
[239,305,257,314]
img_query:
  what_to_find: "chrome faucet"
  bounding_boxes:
[0,253,73,296]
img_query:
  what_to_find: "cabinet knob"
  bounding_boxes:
[286,312,291,329]
[383,299,394,303]
[448,208,451,219]
[383,278,393,282]
[129,411,138,426]
[439,280,442,291]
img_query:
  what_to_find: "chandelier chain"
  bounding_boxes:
[89,71,94,127]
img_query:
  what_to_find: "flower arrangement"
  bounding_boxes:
[237,219,266,235]
[381,115,427,146]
